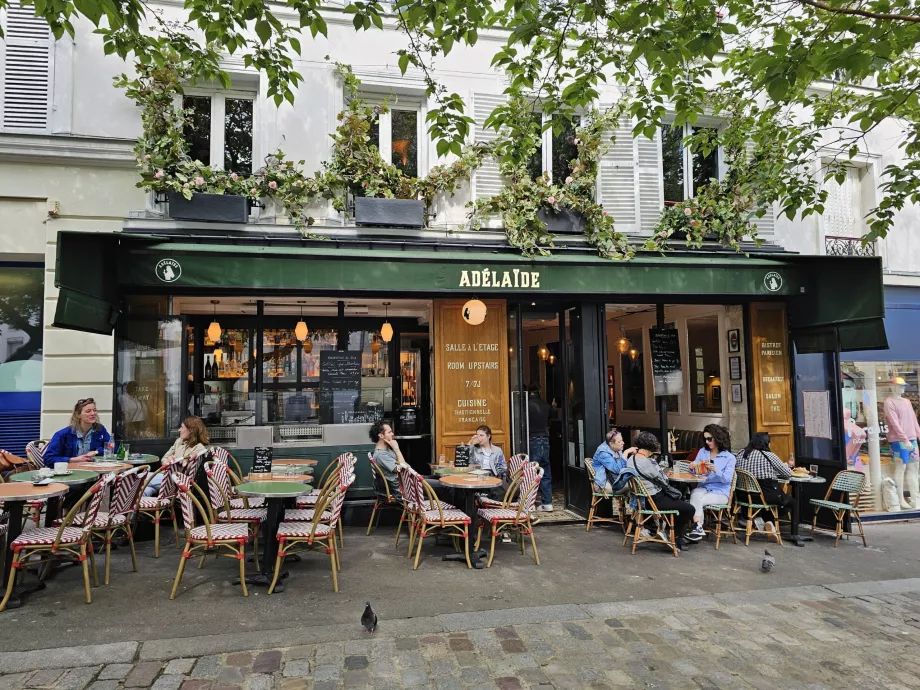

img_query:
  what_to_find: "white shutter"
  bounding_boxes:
[471,92,507,201]
[637,129,663,235]
[744,140,776,242]
[1,0,53,131]
[598,115,640,234]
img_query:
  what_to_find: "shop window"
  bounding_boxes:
[662,124,720,206]
[364,96,422,178]
[0,265,43,388]
[687,315,722,413]
[524,113,582,183]
[620,328,646,412]
[182,93,254,174]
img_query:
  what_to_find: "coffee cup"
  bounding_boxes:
[39,467,53,478]
[54,462,68,475]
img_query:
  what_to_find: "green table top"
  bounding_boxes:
[236,481,314,498]
[124,453,160,465]
[10,469,99,485]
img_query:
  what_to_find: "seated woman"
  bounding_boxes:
[625,431,696,548]
[44,398,111,466]
[144,416,209,497]
[735,432,793,537]
[687,424,736,540]
[591,429,626,492]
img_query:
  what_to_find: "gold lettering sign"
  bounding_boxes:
[459,269,541,289]
[750,304,793,461]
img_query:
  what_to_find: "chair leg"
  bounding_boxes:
[474,524,483,551]
[88,543,99,586]
[834,511,844,547]
[198,547,208,569]
[338,526,345,549]
[714,511,722,550]
[367,503,378,536]
[529,527,540,565]
[810,513,818,537]
[329,541,340,592]
[0,551,22,612]
[486,529,497,567]
[464,531,472,569]
[407,518,418,558]
[395,508,406,548]
[586,501,595,532]
[268,545,285,595]
[80,543,93,604]
[238,546,249,597]
[252,530,260,571]
[170,549,189,600]
[172,511,180,549]
[333,530,341,572]
[412,525,425,570]
[126,528,138,573]
[104,531,113,586]
[855,513,868,547]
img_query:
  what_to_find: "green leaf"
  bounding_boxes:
[255,20,271,44]
[74,0,102,25]
[398,52,409,74]
[290,37,301,54]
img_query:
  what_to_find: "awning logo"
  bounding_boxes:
[155,259,182,283]
[763,271,782,292]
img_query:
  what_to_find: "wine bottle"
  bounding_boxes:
[205,356,212,380]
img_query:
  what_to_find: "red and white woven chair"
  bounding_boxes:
[407,471,471,570]
[270,481,349,593]
[0,472,114,612]
[477,456,530,510]
[137,464,181,558]
[295,453,354,508]
[283,471,356,545]
[394,464,456,554]
[474,462,543,568]
[169,473,251,599]
[22,440,50,526]
[211,446,265,508]
[366,453,403,536]
[204,460,266,565]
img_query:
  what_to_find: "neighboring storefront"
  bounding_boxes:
[51,226,887,518]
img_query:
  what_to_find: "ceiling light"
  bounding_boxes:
[381,302,393,342]
[294,302,309,342]
[207,300,222,343]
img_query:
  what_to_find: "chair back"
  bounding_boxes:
[673,460,691,475]
[110,465,150,517]
[368,454,391,500]
[508,453,528,480]
[337,457,355,487]
[734,468,763,495]
[627,476,666,513]
[173,473,219,539]
[515,462,543,518]
[584,459,605,494]
[75,472,115,532]
[828,469,866,500]
[179,450,205,483]
[396,464,419,508]
[25,440,47,469]
[211,446,243,478]
[204,460,233,512]
[341,452,357,474]
[154,465,180,500]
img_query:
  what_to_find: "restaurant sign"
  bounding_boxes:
[459,269,541,289]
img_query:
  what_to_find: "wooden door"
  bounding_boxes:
[749,303,794,461]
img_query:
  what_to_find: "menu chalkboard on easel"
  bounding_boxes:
[649,328,683,397]
[319,351,362,424]
[454,444,471,467]
[252,446,273,475]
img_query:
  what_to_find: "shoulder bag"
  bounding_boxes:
[633,461,683,501]
[0,450,30,471]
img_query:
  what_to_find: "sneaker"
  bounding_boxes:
[639,528,653,539]
[501,533,513,543]
[538,504,555,512]
[689,524,706,539]
[753,517,765,531]
[684,531,703,543]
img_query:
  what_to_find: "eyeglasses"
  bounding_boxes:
[76,398,95,407]
[704,436,714,442]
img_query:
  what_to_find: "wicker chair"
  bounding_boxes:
[211,446,264,508]
[366,453,402,535]
[169,473,251,599]
[733,469,783,546]
[477,455,529,510]
[22,440,50,526]
[407,471,471,570]
[295,453,354,508]
[474,461,543,567]
[137,464,181,558]
[622,478,680,557]
[703,472,738,549]
[0,473,114,611]
[584,459,626,533]
[204,461,266,566]
[809,469,868,547]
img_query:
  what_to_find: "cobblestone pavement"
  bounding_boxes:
[4,579,920,689]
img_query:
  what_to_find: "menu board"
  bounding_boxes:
[649,328,683,397]
[252,446,273,474]
[454,444,471,467]
[319,351,362,424]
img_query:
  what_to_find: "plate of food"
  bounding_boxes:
[791,468,811,477]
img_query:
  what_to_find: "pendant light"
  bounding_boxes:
[380,302,394,343]
[207,300,222,343]
[629,347,639,361]
[548,353,556,365]
[294,302,309,342]
[615,324,631,355]
[371,334,381,354]
[538,345,549,361]
[462,298,487,325]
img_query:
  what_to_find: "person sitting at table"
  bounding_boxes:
[686,424,736,540]
[592,429,626,492]
[736,432,793,537]
[144,416,209,497]
[44,398,111,466]
[626,432,697,548]
[370,420,404,499]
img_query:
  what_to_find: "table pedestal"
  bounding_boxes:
[440,488,487,568]
[232,496,287,590]
[788,482,812,547]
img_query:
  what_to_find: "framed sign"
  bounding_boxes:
[729,356,742,381]
[252,446,273,475]
[731,383,743,403]
[728,329,741,353]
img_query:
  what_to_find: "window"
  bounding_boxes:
[525,114,582,183]
[621,328,646,411]
[661,124,720,205]
[182,93,254,174]
[687,315,722,413]
[364,97,422,178]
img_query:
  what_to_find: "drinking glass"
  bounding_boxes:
[809,464,819,477]
[104,441,115,460]
[122,443,131,458]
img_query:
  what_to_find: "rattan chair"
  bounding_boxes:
[204,460,266,565]
[366,454,402,535]
[22,440,50,526]
[622,478,680,557]
[0,473,113,611]
[296,453,354,507]
[733,469,783,546]
[211,446,265,508]
[137,464,181,557]
[584,459,626,533]
[169,473,251,599]
[408,471,471,570]
[809,469,868,547]
[703,471,738,549]
[474,462,543,567]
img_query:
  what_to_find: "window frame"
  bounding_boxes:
[359,91,427,179]
[180,87,258,174]
[660,120,725,205]
[532,111,583,183]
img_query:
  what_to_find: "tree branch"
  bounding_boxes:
[796,0,920,23]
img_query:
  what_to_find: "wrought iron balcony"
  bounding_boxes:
[825,235,876,257]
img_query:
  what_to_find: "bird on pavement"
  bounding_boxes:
[761,549,775,573]
[361,601,378,633]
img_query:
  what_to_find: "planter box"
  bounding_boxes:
[537,207,587,235]
[354,197,424,228]
[167,192,250,223]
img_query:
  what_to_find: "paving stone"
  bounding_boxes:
[395,637,420,651]
[313,664,341,682]
[276,680,309,690]
[216,667,245,685]
[343,670,372,687]
[56,667,102,690]
[244,674,272,690]
[449,638,474,652]
[281,661,312,679]
[283,647,312,661]
[152,676,185,690]
[98,665,134,681]
[499,639,526,654]
[251,651,281,674]
[495,677,523,690]
[225,653,253,668]
[25,669,64,687]
[126,661,163,687]
[165,660,196,676]
[400,668,428,687]
[88,683,120,690]
[191,656,221,679]
[344,655,369,670]
[180,682,213,690]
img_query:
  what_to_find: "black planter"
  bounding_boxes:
[167,192,250,223]
[354,197,424,228]
[537,207,587,235]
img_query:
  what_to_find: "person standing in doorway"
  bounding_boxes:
[528,386,554,511]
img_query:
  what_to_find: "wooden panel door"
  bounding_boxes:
[749,303,794,461]
[433,299,511,462]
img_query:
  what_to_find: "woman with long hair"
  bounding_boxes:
[687,424,736,540]
[43,398,112,466]
[143,416,209,497]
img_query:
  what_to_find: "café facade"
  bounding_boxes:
[52,221,888,521]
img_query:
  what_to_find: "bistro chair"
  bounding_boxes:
[22,440,50,527]
[366,454,402,535]
[137,464,182,557]
[284,471,356,538]
[474,461,543,567]
[583,459,625,533]
[408,472,472,570]
[204,461,266,565]
[212,447,265,508]
[295,453,354,508]
[622,478,680,557]
[477,456,530,510]
[733,469,783,546]
[0,473,114,612]
[169,473,251,599]
[394,464,457,555]
[703,471,738,549]
[809,469,868,547]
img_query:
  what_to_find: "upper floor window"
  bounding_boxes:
[662,124,720,206]
[1,0,53,132]
[364,95,422,178]
[182,92,254,174]
[526,113,581,183]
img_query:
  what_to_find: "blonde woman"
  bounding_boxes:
[44,398,112,466]
[143,416,209,497]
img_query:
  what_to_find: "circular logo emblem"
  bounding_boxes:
[155,258,181,283]
[763,271,783,293]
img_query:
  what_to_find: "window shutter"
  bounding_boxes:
[598,115,640,235]
[637,129,663,235]
[2,0,53,132]
[471,92,507,201]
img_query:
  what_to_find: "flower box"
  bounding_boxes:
[354,197,425,228]
[537,207,587,235]
[167,192,250,223]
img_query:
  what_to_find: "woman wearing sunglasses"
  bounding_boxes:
[43,398,112,467]
[687,424,736,540]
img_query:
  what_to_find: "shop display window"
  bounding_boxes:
[620,328,646,411]
[687,315,722,413]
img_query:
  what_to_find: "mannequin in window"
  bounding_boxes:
[843,407,867,473]
[883,377,920,510]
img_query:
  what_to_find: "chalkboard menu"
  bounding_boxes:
[319,351,362,424]
[649,328,684,397]
[252,446,273,474]
[454,444,471,467]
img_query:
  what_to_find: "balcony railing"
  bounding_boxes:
[825,235,876,257]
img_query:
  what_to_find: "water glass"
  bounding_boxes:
[122,443,131,458]
[104,441,115,460]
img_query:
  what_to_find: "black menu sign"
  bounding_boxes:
[649,328,684,397]
[454,444,472,467]
[319,351,362,424]
[252,446,273,475]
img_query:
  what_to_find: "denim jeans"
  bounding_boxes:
[530,435,552,505]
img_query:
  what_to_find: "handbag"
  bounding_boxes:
[633,462,683,501]
[0,450,30,471]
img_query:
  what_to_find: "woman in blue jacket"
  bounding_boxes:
[44,398,112,466]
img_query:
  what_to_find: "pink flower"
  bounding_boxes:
[547,196,556,205]
[268,181,278,190]
[683,207,693,216]
[230,172,239,181]
[565,176,573,184]
[183,182,190,189]
[195,176,204,186]
[602,210,608,216]
[144,154,151,160]
[154,170,164,179]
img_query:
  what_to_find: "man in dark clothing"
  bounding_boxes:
[527,386,554,511]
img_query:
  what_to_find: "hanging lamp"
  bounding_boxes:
[207,300,222,343]
[615,324,631,355]
[462,298,487,325]
[294,302,309,342]
[629,347,639,361]
[380,302,394,342]
[548,353,556,365]
[538,345,549,361]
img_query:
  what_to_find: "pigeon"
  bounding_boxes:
[361,601,378,634]
[761,549,775,573]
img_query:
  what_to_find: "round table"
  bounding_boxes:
[438,474,503,569]
[233,481,314,592]
[9,469,99,486]
[430,466,472,478]
[274,459,319,466]
[68,461,132,473]
[0,482,70,609]
[123,454,160,466]
[666,472,707,484]
[244,473,312,483]
[780,475,827,546]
